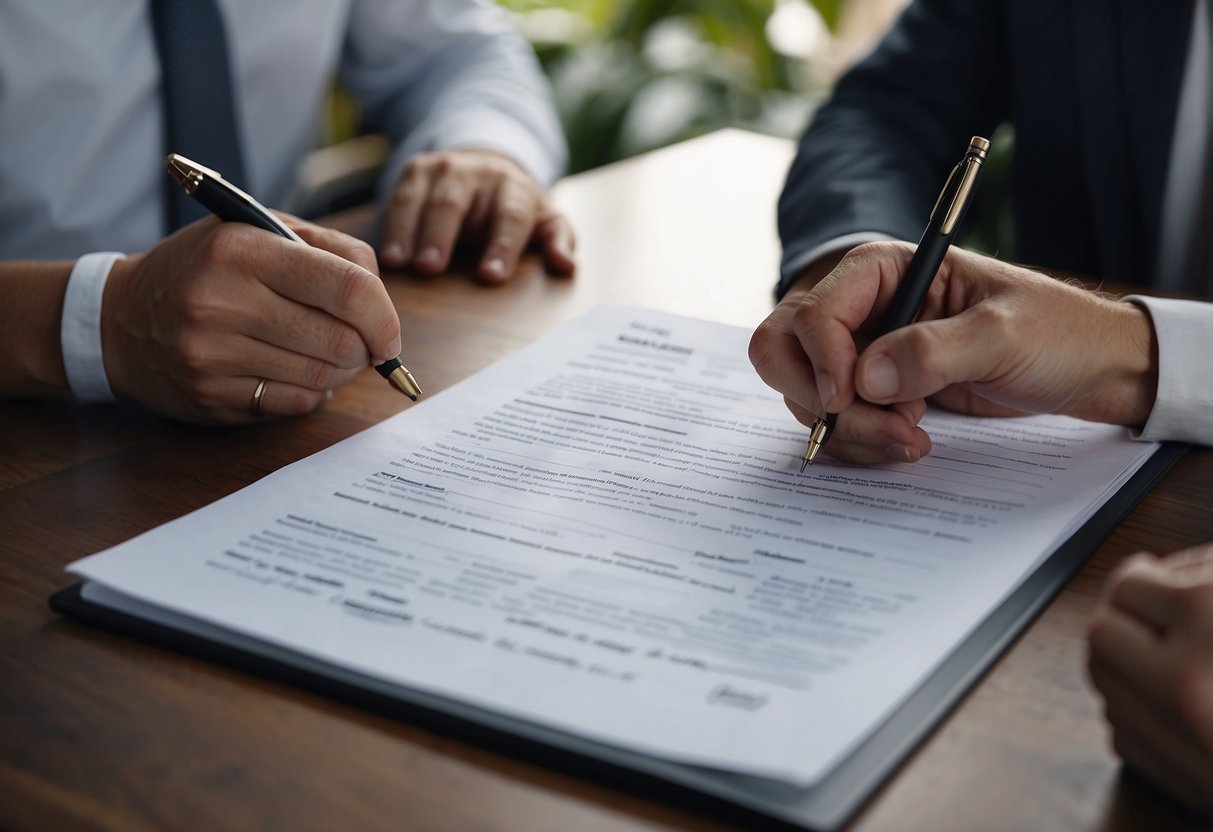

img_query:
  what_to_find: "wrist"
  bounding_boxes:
[99,252,145,402]
[1073,300,1158,427]
[0,261,75,395]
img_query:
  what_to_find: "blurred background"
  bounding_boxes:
[492,0,908,172]
[310,0,1017,256]
[319,0,910,178]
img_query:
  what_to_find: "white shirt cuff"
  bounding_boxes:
[61,251,124,403]
[1125,295,1213,446]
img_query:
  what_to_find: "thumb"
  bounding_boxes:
[855,310,1004,404]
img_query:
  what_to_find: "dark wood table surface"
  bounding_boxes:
[2,129,1211,832]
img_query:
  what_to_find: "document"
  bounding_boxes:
[66,306,1160,787]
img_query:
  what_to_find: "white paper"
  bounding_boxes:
[68,306,1159,786]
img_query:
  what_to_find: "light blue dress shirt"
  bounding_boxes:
[0,0,565,402]
[0,0,565,260]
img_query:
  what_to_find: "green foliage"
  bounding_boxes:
[500,0,838,171]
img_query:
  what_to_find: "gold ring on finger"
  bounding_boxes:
[250,378,270,418]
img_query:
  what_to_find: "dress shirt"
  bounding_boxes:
[0,0,564,260]
[0,0,564,401]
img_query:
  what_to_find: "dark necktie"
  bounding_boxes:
[150,0,248,232]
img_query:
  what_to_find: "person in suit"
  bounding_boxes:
[750,240,1213,812]
[754,0,1213,809]
[777,0,1211,300]
[0,0,573,423]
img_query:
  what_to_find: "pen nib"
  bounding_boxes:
[387,366,422,401]
[799,413,835,472]
[374,357,423,401]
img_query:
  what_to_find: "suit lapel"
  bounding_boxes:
[1070,0,1193,280]
[1120,0,1194,274]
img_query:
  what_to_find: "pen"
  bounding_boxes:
[800,136,990,471]
[164,153,422,401]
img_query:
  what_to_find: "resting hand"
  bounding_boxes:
[748,242,1158,464]
[102,217,401,423]
[379,148,575,282]
[1088,545,1213,812]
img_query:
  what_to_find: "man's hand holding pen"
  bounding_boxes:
[756,137,992,470]
[748,242,1160,465]
[101,216,402,423]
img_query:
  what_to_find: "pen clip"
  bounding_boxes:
[939,137,990,236]
[928,163,962,227]
[165,153,222,195]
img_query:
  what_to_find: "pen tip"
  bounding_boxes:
[387,366,422,400]
[800,457,809,473]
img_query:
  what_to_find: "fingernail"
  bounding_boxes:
[864,355,900,400]
[418,246,441,265]
[323,390,334,401]
[382,242,404,265]
[815,371,836,411]
[887,443,920,463]
[484,258,506,279]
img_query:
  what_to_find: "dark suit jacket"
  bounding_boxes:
[778,0,1195,297]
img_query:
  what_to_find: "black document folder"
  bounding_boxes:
[51,441,1187,831]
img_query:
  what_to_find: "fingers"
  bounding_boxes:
[750,302,832,414]
[1111,722,1213,812]
[750,246,933,466]
[194,376,335,425]
[856,305,1014,405]
[1088,602,1171,691]
[100,218,403,424]
[477,179,539,282]
[379,149,569,282]
[291,220,380,276]
[1088,611,1213,812]
[533,212,576,275]
[380,162,431,269]
[784,397,931,465]
[783,250,905,412]
[186,333,361,393]
[1158,541,1213,578]
[246,231,401,363]
[1104,553,1181,633]
[414,174,477,274]
[1091,661,1204,760]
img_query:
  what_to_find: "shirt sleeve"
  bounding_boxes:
[1125,295,1213,446]
[340,0,567,199]
[777,0,1009,298]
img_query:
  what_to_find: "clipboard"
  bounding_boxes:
[51,440,1188,831]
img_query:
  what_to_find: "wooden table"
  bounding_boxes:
[2,129,1211,832]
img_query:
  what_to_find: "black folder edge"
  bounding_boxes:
[49,441,1187,831]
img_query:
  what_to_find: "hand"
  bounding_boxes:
[379,148,575,282]
[748,242,1158,464]
[1088,544,1213,812]
[102,217,402,423]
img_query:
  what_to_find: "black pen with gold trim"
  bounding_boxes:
[164,153,422,400]
[800,136,990,471]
